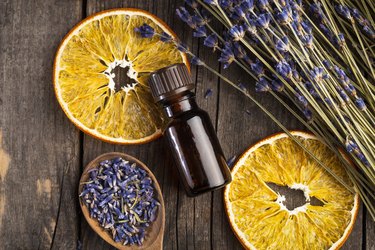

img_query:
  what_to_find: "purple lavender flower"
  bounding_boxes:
[191,56,205,65]
[192,15,208,26]
[160,32,172,42]
[303,108,313,121]
[301,21,312,34]
[229,25,245,41]
[257,13,271,29]
[176,7,196,28]
[344,83,356,97]
[276,60,292,79]
[241,0,254,11]
[301,34,313,48]
[219,44,235,68]
[257,0,269,11]
[238,82,247,92]
[295,89,308,107]
[319,24,333,40]
[322,60,332,70]
[204,0,219,6]
[204,34,219,50]
[186,0,199,9]
[244,21,257,36]
[234,6,246,20]
[345,137,369,166]
[355,98,366,110]
[271,78,284,92]
[219,0,231,9]
[324,97,335,107]
[292,69,301,82]
[233,42,248,59]
[335,5,352,21]
[276,8,291,25]
[334,33,345,48]
[177,43,189,53]
[336,87,350,103]
[204,88,213,99]
[193,26,208,37]
[255,77,270,92]
[275,36,289,52]
[250,59,264,76]
[363,26,375,39]
[134,24,155,38]
[310,67,324,82]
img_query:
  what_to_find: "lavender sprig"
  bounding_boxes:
[135,0,375,219]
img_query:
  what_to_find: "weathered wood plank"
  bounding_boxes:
[0,0,82,249]
[367,210,375,250]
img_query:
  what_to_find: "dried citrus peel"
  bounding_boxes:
[224,131,359,250]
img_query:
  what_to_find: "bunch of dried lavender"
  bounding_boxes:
[136,0,375,219]
[80,157,159,246]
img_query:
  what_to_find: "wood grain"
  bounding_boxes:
[0,0,373,249]
[0,0,82,249]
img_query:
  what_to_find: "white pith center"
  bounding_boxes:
[275,183,311,215]
[103,59,138,94]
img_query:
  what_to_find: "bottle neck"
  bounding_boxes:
[162,92,198,118]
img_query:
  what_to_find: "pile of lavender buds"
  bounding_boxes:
[79,157,159,246]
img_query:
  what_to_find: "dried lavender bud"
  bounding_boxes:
[80,157,160,246]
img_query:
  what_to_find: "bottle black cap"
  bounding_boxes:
[148,63,195,102]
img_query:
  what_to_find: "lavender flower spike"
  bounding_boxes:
[355,98,366,111]
[134,24,155,38]
[303,109,313,121]
[204,34,219,50]
[335,5,352,21]
[275,36,289,52]
[176,7,196,28]
[276,8,291,25]
[276,60,292,79]
[233,42,247,59]
[191,56,205,66]
[310,67,324,82]
[257,13,271,29]
[257,0,269,11]
[229,25,245,41]
[193,26,208,38]
[241,0,254,12]
[185,0,199,9]
[255,77,270,92]
[250,59,264,77]
[177,43,189,53]
[160,32,172,42]
[270,78,284,92]
[219,44,235,69]
[203,0,219,6]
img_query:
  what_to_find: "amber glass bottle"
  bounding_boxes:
[149,63,231,196]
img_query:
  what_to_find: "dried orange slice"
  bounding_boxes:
[53,9,188,144]
[224,131,359,250]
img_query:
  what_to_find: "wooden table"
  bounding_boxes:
[0,0,374,249]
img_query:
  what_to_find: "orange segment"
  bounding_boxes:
[54,9,189,144]
[224,131,359,250]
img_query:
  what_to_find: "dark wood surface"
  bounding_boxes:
[0,0,373,249]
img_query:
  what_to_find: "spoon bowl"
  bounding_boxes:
[79,152,165,250]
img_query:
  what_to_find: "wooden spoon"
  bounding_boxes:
[78,152,165,250]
